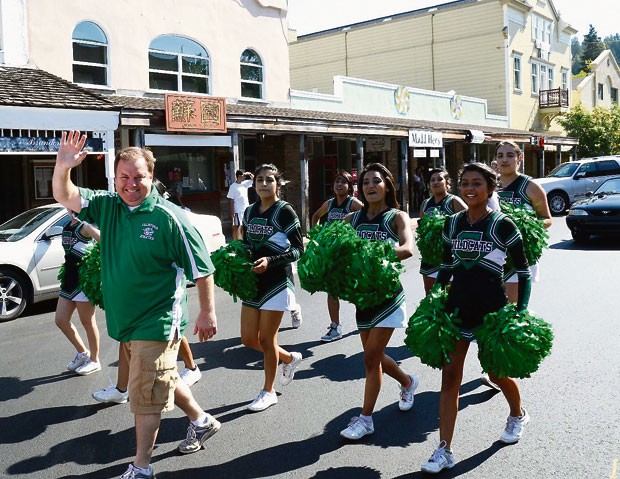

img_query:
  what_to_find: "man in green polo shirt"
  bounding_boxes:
[53,131,220,479]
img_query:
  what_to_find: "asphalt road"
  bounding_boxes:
[0,218,619,479]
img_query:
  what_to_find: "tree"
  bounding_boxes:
[577,25,605,73]
[571,37,582,75]
[557,104,620,157]
[603,33,620,67]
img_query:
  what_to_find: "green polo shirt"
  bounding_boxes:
[77,186,214,342]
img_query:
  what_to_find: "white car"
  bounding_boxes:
[0,204,226,322]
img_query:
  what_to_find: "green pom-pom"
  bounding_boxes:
[415,210,446,266]
[78,242,105,309]
[210,240,257,302]
[404,286,461,369]
[298,222,357,297]
[299,221,405,309]
[476,304,554,379]
[57,264,65,282]
[339,239,405,310]
[500,202,549,268]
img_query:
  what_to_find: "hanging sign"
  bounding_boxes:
[165,94,227,133]
[408,129,443,148]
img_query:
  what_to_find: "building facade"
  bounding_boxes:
[572,50,620,110]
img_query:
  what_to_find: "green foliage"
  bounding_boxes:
[557,103,620,157]
[404,286,462,369]
[476,304,554,379]
[603,33,620,67]
[210,240,257,302]
[577,25,605,73]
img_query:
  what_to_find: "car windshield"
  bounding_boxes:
[0,207,62,242]
[547,162,579,178]
[594,178,620,195]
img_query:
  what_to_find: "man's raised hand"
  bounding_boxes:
[56,131,89,170]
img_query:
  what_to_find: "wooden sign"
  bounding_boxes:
[165,94,227,133]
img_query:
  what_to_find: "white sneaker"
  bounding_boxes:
[180,367,202,387]
[247,390,278,412]
[75,359,101,376]
[340,416,374,440]
[320,322,343,342]
[480,373,501,391]
[421,441,456,473]
[92,386,129,404]
[291,309,303,328]
[280,352,302,386]
[67,350,90,372]
[398,374,419,411]
[500,408,530,444]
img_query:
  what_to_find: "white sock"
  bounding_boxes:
[133,464,152,475]
[359,414,373,426]
[191,413,210,427]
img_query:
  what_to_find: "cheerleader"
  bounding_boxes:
[55,210,101,375]
[310,170,363,342]
[495,141,551,303]
[418,168,466,295]
[339,163,419,441]
[240,164,304,412]
[421,163,532,473]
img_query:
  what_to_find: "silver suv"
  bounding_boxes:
[535,156,620,215]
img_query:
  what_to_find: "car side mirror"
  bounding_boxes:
[41,225,64,240]
[574,172,586,179]
[585,191,593,197]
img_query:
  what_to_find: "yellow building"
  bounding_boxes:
[290,0,577,136]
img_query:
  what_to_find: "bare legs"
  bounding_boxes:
[359,328,410,416]
[327,295,340,325]
[240,306,293,392]
[54,296,99,362]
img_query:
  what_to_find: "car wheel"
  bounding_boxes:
[0,269,30,322]
[548,191,569,216]
[571,229,590,243]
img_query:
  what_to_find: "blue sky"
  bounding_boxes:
[288,0,617,39]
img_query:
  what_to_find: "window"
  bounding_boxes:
[240,49,264,99]
[148,35,209,93]
[531,62,539,94]
[531,13,552,44]
[561,69,568,90]
[596,160,620,176]
[612,87,618,104]
[72,21,108,86]
[598,83,604,101]
[548,67,554,90]
[513,55,522,91]
[539,64,548,91]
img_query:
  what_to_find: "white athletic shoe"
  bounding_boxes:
[340,416,374,440]
[291,309,303,328]
[280,352,302,386]
[500,408,530,444]
[398,374,419,411]
[320,322,343,342]
[92,386,129,404]
[421,441,456,473]
[67,350,90,372]
[247,390,278,412]
[75,359,101,376]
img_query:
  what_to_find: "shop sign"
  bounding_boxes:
[408,129,443,148]
[165,94,227,133]
[366,137,391,152]
[0,136,103,152]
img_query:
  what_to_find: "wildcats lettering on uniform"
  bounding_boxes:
[246,223,274,235]
[452,237,493,253]
[327,209,347,221]
[357,230,389,241]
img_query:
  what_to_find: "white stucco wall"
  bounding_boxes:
[25,0,290,104]
[291,76,508,128]
[0,0,29,65]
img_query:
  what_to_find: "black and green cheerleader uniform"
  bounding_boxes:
[242,200,304,310]
[419,194,458,277]
[436,210,531,336]
[325,196,356,224]
[60,220,94,300]
[350,208,406,331]
[497,175,534,209]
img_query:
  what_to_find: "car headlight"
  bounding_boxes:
[568,209,588,216]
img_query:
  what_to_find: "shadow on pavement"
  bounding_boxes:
[549,235,620,251]
[0,371,81,402]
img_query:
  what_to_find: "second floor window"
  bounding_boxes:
[513,55,522,91]
[561,69,568,90]
[531,63,539,94]
[240,49,264,99]
[149,35,210,93]
[548,67,554,90]
[72,21,108,86]
[598,83,604,101]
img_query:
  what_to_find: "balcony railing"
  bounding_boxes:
[539,88,569,108]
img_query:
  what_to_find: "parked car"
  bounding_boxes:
[0,204,225,322]
[534,156,620,216]
[566,178,620,242]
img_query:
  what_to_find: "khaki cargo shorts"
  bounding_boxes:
[125,338,181,414]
